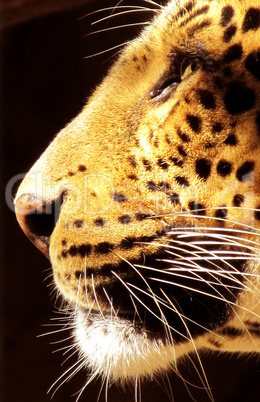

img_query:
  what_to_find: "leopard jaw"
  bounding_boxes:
[74,308,194,381]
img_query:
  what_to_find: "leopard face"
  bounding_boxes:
[15,0,260,384]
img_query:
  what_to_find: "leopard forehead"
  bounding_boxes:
[15,0,260,382]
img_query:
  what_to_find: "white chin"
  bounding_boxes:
[73,308,178,381]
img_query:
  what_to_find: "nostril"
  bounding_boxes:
[15,193,64,258]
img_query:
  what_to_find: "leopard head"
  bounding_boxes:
[15,0,260,383]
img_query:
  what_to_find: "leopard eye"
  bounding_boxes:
[181,59,199,80]
[149,73,181,99]
[150,58,200,100]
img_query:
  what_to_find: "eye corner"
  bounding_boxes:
[149,52,201,101]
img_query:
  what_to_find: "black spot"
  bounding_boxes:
[217,160,232,177]
[153,138,159,147]
[159,182,170,191]
[189,201,206,215]
[221,326,244,337]
[212,123,223,133]
[165,134,172,144]
[113,192,128,202]
[135,213,151,221]
[68,171,75,176]
[74,220,84,228]
[195,159,211,181]
[143,159,152,171]
[94,218,105,227]
[256,112,260,132]
[242,8,260,32]
[169,157,183,167]
[62,239,67,246]
[138,236,155,244]
[146,181,158,191]
[224,134,238,146]
[177,128,190,142]
[95,242,114,254]
[245,51,260,80]
[223,25,237,43]
[180,5,209,27]
[118,215,132,224]
[78,164,87,172]
[255,208,260,221]
[68,245,78,256]
[233,194,244,207]
[224,81,255,115]
[78,244,92,257]
[99,264,113,276]
[177,145,187,157]
[188,19,212,35]
[157,158,169,170]
[245,321,260,329]
[128,155,137,168]
[128,174,138,180]
[168,193,180,205]
[220,6,234,27]
[75,271,84,279]
[236,161,255,181]
[120,237,136,250]
[175,176,189,187]
[197,89,216,109]
[208,339,223,349]
[205,142,214,149]
[223,44,243,63]
[215,208,228,219]
[186,114,202,132]
[61,250,68,258]
[223,67,232,77]
[214,76,223,89]
[176,1,194,19]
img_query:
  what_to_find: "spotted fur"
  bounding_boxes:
[15,0,260,398]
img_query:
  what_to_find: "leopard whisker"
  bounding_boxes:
[162,211,260,234]
[52,343,75,355]
[47,356,87,398]
[85,21,150,37]
[91,273,105,320]
[72,367,104,402]
[161,289,215,402]
[102,287,118,318]
[162,264,260,278]
[111,270,190,341]
[80,5,152,20]
[84,40,131,59]
[126,280,223,338]
[38,325,74,338]
[160,237,257,295]
[141,0,163,9]
[91,8,157,26]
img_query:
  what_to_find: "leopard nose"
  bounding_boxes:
[15,193,63,258]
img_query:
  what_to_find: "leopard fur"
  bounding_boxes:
[15,0,260,392]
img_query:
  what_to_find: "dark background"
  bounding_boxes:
[2,0,260,401]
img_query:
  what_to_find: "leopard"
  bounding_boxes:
[14,0,260,399]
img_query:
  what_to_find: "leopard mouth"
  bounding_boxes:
[70,238,247,356]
